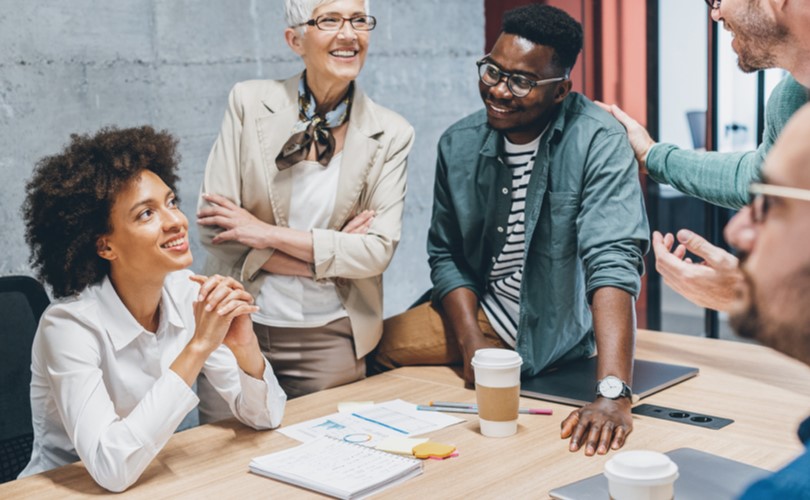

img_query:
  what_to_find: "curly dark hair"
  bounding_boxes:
[502,4,583,72]
[23,126,181,298]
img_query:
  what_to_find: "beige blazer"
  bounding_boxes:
[198,75,414,358]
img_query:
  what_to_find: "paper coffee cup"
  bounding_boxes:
[471,349,523,438]
[604,450,679,500]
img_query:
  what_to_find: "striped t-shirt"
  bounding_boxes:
[481,132,543,347]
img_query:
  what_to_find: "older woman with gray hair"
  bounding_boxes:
[197,0,414,401]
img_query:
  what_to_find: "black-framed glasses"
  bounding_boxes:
[476,59,567,98]
[748,182,810,223]
[295,14,376,31]
[704,0,720,10]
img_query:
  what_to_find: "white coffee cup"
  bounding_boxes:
[471,349,523,437]
[604,450,679,500]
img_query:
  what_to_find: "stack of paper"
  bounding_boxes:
[278,399,464,446]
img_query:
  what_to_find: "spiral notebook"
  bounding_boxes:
[249,436,423,499]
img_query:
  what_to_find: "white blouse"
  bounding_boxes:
[19,270,287,492]
[253,152,348,328]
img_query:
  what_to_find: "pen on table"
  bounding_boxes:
[418,404,553,415]
[429,401,553,415]
[429,401,475,409]
[351,412,409,434]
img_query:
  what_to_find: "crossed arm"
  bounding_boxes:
[197,193,375,277]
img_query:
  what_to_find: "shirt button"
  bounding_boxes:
[491,257,497,263]
[497,226,504,233]
[502,187,509,195]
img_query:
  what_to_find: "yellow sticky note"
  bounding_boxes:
[375,437,429,456]
[412,442,456,459]
[337,401,374,413]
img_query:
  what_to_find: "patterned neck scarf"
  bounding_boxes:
[276,72,354,170]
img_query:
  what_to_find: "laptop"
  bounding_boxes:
[549,448,770,500]
[520,357,698,406]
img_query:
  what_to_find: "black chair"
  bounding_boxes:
[686,110,706,149]
[0,276,49,483]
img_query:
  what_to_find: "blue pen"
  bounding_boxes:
[419,404,553,415]
[417,405,478,414]
[351,413,409,435]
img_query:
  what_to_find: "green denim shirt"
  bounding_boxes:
[428,93,650,376]
[647,74,809,209]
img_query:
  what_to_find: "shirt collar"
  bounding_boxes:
[480,97,570,158]
[799,416,810,445]
[97,275,185,351]
[160,282,186,332]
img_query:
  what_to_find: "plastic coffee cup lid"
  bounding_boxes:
[604,451,679,487]
[471,349,523,369]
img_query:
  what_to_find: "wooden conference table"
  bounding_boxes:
[3,330,810,499]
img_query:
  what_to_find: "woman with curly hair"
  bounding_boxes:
[19,126,286,492]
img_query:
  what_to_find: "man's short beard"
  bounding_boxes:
[731,263,810,365]
[734,2,790,73]
[729,268,759,340]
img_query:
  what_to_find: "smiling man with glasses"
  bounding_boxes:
[374,4,649,457]
[476,59,569,98]
[723,103,810,499]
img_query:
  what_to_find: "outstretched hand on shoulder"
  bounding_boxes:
[595,101,656,175]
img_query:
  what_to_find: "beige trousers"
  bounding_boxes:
[254,317,366,399]
[370,302,509,373]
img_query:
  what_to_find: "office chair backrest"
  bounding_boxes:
[686,110,707,149]
[0,275,49,483]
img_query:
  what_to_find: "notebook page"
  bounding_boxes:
[251,436,422,498]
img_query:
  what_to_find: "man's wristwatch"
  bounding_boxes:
[595,375,632,400]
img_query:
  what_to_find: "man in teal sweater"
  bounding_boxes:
[602,0,810,312]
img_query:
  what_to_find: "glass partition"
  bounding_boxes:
[653,1,778,339]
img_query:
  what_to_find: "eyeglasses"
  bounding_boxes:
[476,59,567,98]
[704,0,720,10]
[748,182,810,223]
[295,14,376,31]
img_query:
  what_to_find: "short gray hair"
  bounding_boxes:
[284,0,371,28]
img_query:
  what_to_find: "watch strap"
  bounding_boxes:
[595,377,633,399]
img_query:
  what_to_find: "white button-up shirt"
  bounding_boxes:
[19,270,286,492]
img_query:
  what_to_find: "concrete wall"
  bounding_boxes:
[0,0,485,317]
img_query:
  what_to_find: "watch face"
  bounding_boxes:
[598,376,623,398]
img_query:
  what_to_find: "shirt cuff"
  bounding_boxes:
[242,247,275,282]
[644,142,676,185]
[311,228,335,280]
[126,369,199,450]
[237,359,287,429]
